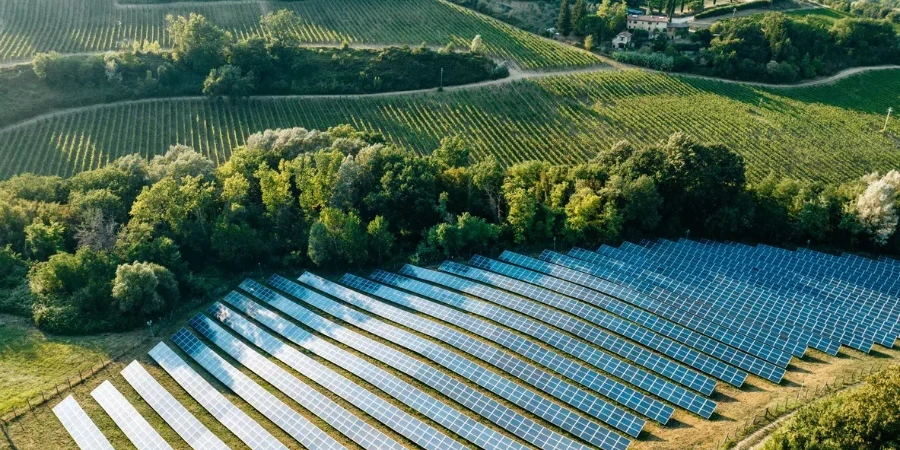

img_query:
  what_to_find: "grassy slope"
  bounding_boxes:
[0,69,897,183]
[0,315,145,414]
[0,0,599,69]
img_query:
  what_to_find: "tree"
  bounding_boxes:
[572,0,587,33]
[584,35,595,51]
[260,10,304,47]
[75,209,119,251]
[366,216,394,263]
[307,208,368,267]
[25,220,66,261]
[855,171,900,246]
[111,261,178,316]
[471,156,505,222]
[432,136,471,169]
[415,212,500,262]
[470,35,485,53]
[203,65,256,97]
[558,0,573,36]
[148,145,215,182]
[166,13,232,72]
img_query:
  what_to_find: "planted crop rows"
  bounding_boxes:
[0,69,897,182]
[0,0,599,69]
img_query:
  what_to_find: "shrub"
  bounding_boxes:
[612,51,675,71]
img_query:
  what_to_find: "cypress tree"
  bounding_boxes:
[571,0,586,34]
[557,0,572,36]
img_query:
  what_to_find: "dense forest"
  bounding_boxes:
[1,124,898,335]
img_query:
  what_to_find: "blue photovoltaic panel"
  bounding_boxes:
[120,361,229,450]
[499,251,795,369]
[439,261,748,388]
[91,380,173,450]
[398,264,718,397]
[191,311,406,450]
[244,277,607,450]
[541,249,810,359]
[346,272,675,424]
[148,343,287,450]
[255,275,629,449]
[298,272,638,444]
[603,243,879,352]
[565,247,840,356]
[206,299,465,450]
[368,269,716,419]
[469,255,786,384]
[170,329,347,450]
[52,396,115,450]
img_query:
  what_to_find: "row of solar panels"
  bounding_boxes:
[52,242,897,450]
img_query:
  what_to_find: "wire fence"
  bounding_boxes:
[710,361,896,450]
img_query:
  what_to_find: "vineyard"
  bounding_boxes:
[0,0,600,69]
[0,69,897,183]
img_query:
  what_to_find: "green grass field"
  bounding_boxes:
[0,0,599,69]
[0,315,144,415]
[1,69,897,183]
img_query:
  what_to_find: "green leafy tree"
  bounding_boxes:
[111,261,178,316]
[471,156,505,222]
[148,145,215,183]
[470,35,486,53]
[558,0,573,36]
[166,13,232,72]
[260,10,304,47]
[307,208,368,268]
[25,220,66,261]
[572,0,587,34]
[203,65,256,97]
[366,215,394,263]
[432,136,471,169]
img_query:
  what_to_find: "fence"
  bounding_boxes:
[710,362,895,450]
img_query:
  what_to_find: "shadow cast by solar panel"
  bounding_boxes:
[737,381,766,392]
[779,378,802,388]
[799,353,828,364]
[709,390,739,403]
[786,364,812,374]
[868,348,894,359]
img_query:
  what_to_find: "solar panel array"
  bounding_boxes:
[50,239,900,450]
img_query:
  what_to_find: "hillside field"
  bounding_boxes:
[0,69,897,183]
[0,0,599,69]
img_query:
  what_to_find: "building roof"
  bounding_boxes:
[667,22,689,28]
[627,14,669,23]
[616,31,633,38]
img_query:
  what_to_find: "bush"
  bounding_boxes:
[112,261,179,316]
[203,65,256,97]
[765,366,900,450]
[613,51,675,71]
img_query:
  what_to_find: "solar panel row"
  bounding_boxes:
[52,396,115,450]
[90,380,173,450]
[340,273,673,425]
[369,269,717,418]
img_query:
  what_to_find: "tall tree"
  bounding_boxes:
[571,0,587,34]
[558,0,573,36]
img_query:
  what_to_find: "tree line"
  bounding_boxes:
[31,11,505,100]
[1,126,898,334]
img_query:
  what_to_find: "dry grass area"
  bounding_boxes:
[634,342,900,450]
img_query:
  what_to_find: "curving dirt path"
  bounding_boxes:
[0,46,896,135]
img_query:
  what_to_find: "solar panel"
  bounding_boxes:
[206,299,464,450]
[148,343,287,450]
[345,273,677,425]
[190,311,405,450]
[120,361,229,450]
[91,380,173,450]
[499,251,795,369]
[397,264,718,396]
[259,276,626,450]
[440,260,748,387]
[567,247,841,356]
[367,269,716,419]
[297,272,637,444]
[596,244,874,353]
[52,396,115,450]
[542,249,811,358]
[170,329,346,450]
[469,255,786,384]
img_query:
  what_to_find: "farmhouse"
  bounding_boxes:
[627,14,669,33]
[612,31,632,49]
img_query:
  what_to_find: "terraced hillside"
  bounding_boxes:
[0,0,599,69]
[1,69,897,183]
[3,240,899,450]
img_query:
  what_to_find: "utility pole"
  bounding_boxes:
[882,107,893,133]
[732,7,737,19]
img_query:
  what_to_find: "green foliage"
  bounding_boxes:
[558,0,573,35]
[166,13,232,72]
[367,216,394,264]
[202,65,256,97]
[415,213,501,262]
[260,10,305,47]
[765,366,900,450]
[24,221,66,262]
[613,51,675,71]
[308,208,368,268]
[111,261,179,316]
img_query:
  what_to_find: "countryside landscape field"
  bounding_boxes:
[1,0,899,449]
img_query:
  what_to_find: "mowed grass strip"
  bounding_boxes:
[0,0,599,69]
[0,69,897,183]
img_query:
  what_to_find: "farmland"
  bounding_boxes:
[0,69,897,183]
[0,0,600,69]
